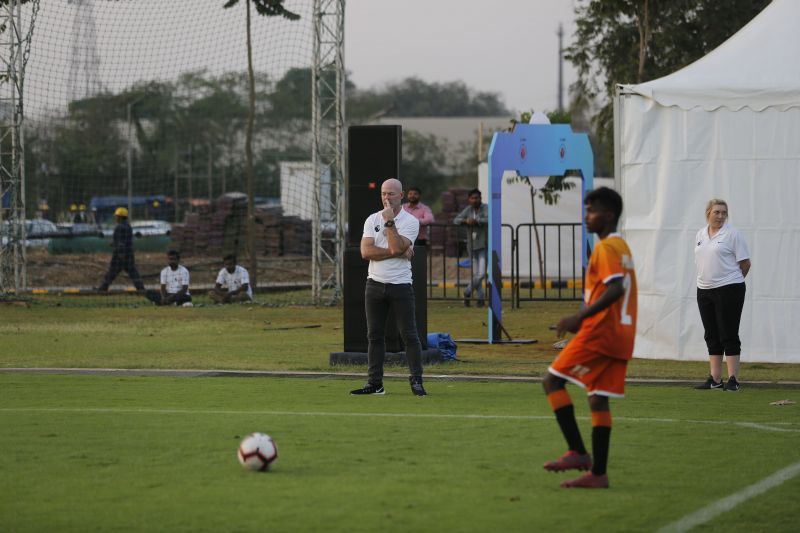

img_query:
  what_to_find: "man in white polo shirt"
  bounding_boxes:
[211,254,252,304]
[145,249,192,306]
[351,178,426,396]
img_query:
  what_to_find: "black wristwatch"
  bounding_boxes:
[383,219,395,228]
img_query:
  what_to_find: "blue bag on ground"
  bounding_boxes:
[427,332,457,361]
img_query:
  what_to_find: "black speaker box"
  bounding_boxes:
[347,125,401,245]
[342,245,428,353]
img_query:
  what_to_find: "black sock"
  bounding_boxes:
[591,426,612,475]
[554,405,587,455]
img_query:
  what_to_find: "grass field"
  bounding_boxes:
[1,373,799,532]
[2,300,800,381]
[2,299,799,531]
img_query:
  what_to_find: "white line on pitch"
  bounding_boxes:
[658,460,800,533]
[0,407,551,421]
[0,407,798,432]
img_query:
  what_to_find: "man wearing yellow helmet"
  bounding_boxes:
[96,207,145,292]
[74,203,88,224]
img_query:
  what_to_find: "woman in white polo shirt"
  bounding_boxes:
[694,199,751,392]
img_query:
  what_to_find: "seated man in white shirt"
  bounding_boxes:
[145,249,192,306]
[210,254,253,304]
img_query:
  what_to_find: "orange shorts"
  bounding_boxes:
[548,342,629,398]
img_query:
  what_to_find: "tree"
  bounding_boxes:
[400,130,449,206]
[268,67,355,122]
[348,77,509,119]
[223,0,300,289]
[567,0,771,169]
[506,110,576,290]
[49,96,127,214]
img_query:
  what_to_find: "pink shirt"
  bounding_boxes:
[402,202,435,226]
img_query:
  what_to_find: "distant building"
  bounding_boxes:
[279,162,332,224]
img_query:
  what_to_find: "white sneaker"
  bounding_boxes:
[182,302,194,308]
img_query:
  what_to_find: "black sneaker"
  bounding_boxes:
[476,299,485,308]
[725,376,741,392]
[463,298,471,307]
[350,383,385,395]
[410,377,427,396]
[695,376,723,390]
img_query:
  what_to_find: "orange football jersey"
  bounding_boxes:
[572,233,637,360]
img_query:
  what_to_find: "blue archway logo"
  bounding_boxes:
[486,123,594,343]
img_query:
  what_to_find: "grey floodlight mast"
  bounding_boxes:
[311,0,345,304]
[0,0,39,295]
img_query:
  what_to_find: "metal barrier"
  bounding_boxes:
[424,222,583,304]
[514,223,583,304]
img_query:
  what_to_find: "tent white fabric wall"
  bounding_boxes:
[615,0,800,363]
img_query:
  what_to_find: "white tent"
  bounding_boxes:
[615,0,800,363]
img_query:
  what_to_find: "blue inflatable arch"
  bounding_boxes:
[486,123,594,342]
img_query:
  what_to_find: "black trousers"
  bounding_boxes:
[101,254,144,290]
[365,278,423,384]
[697,283,746,356]
[145,290,192,306]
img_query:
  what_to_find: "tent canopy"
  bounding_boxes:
[620,0,800,111]
[615,0,800,363]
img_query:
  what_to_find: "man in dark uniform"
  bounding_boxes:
[97,207,145,291]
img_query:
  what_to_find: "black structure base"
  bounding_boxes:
[456,338,538,344]
[329,348,442,366]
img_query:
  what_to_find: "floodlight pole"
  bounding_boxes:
[125,94,148,221]
[0,0,30,294]
[312,0,346,304]
[557,23,564,112]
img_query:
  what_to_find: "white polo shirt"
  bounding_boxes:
[160,265,191,295]
[363,208,419,284]
[694,223,750,289]
[216,265,252,298]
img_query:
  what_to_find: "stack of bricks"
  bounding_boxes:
[253,206,283,256]
[171,196,247,258]
[171,196,317,258]
[431,188,470,256]
[280,215,312,255]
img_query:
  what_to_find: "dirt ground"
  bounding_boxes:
[21,248,467,290]
[22,249,322,289]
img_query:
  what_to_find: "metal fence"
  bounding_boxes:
[424,222,584,305]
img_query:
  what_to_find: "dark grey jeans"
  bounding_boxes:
[365,278,423,385]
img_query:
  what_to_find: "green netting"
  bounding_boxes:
[12,0,324,305]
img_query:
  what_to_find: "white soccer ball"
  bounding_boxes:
[237,432,278,472]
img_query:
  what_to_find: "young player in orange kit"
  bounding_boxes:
[542,187,637,489]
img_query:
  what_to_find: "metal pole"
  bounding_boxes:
[311,0,322,304]
[207,142,213,202]
[127,102,133,219]
[311,0,346,304]
[187,144,193,211]
[126,94,146,221]
[557,23,564,112]
[16,0,27,289]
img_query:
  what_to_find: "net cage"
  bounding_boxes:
[0,0,338,306]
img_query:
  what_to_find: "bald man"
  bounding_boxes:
[351,178,427,396]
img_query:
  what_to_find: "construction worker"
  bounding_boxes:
[76,203,88,223]
[97,207,145,292]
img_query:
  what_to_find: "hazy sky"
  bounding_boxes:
[345,0,578,114]
[22,0,577,118]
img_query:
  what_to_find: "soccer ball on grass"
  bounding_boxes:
[237,432,278,472]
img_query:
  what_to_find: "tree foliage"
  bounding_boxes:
[349,77,509,118]
[222,0,299,20]
[24,62,511,218]
[567,0,771,170]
